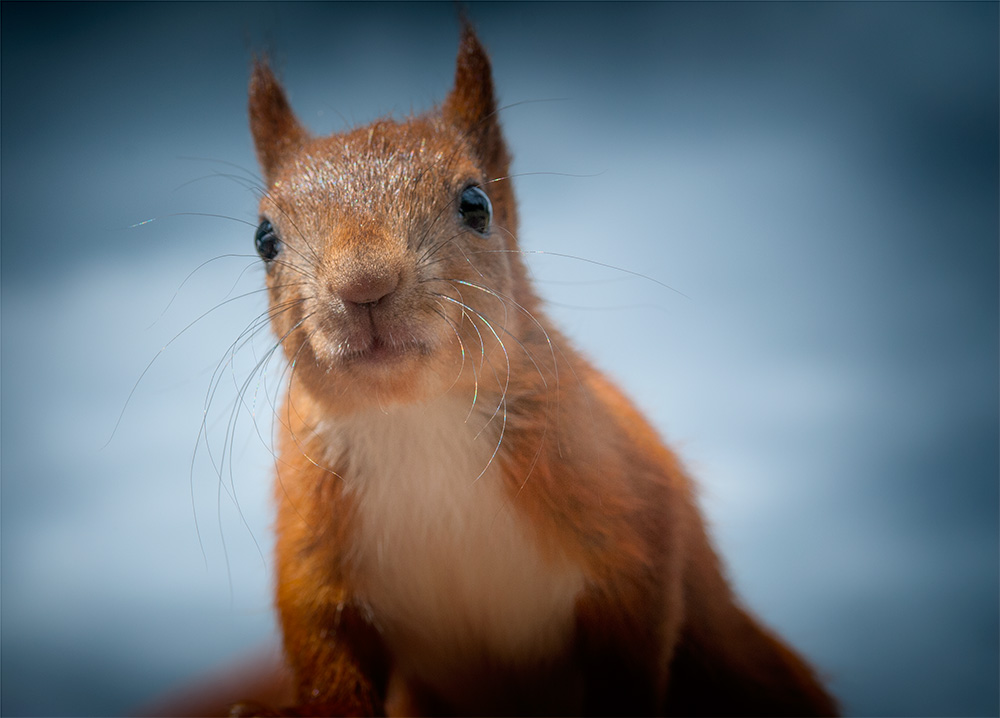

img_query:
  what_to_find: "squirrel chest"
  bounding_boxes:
[320,398,585,702]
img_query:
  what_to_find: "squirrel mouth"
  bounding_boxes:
[335,334,429,366]
[310,304,433,370]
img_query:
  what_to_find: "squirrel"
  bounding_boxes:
[222,22,839,718]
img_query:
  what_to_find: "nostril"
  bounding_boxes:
[337,271,400,308]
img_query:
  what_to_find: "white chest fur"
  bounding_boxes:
[323,398,584,693]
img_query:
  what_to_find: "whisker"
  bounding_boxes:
[488,169,606,182]
[266,334,331,537]
[450,277,554,386]
[544,300,671,313]
[191,297,307,499]
[105,283,306,449]
[442,274,573,464]
[197,297,309,480]
[437,280,553,401]
[143,255,259,330]
[435,293,511,450]
[432,287,486,419]
[171,170,267,196]
[176,155,266,186]
[469,247,690,300]
[430,301,472,397]
[198,300,318,583]
[129,211,259,230]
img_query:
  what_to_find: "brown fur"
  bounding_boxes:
[221,23,838,717]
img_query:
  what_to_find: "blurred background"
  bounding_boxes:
[2,2,997,716]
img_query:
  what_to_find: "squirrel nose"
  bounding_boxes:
[336,271,400,308]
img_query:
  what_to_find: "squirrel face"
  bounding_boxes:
[249,32,526,414]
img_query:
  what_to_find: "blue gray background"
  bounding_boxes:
[2,2,997,716]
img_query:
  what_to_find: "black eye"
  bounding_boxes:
[254,219,281,261]
[458,185,492,235]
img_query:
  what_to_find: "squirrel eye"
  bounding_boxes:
[458,185,492,235]
[255,219,281,262]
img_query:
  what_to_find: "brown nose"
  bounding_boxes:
[336,271,400,308]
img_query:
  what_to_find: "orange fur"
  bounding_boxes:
[231,22,839,717]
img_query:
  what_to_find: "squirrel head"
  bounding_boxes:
[248,25,534,414]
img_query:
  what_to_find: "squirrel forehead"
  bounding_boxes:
[264,117,482,217]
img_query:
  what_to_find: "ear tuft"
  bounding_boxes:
[443,23,496,133]
[442,23,510,178]
[249,58,307,183]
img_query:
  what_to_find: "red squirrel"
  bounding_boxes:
[236,24,837,717]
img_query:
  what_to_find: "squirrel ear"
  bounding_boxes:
[442,24,510,177]
[249,58,307,182]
